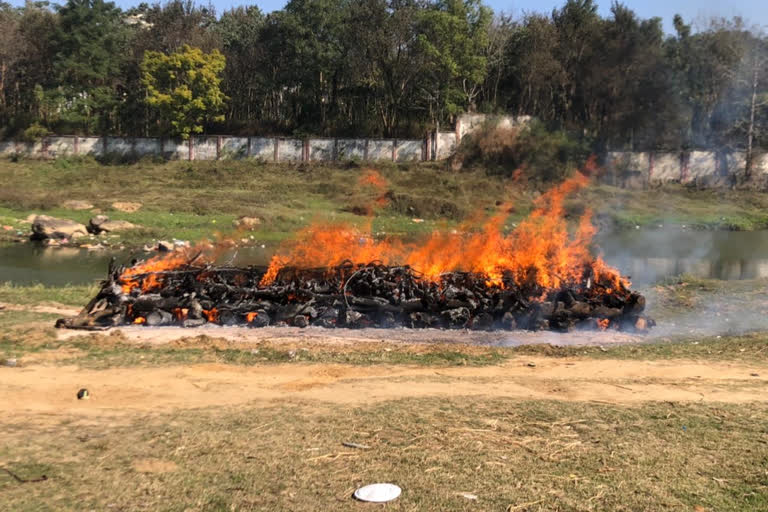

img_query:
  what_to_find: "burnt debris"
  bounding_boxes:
[56,259,654,333]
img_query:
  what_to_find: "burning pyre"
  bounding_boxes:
[57,172,654,333]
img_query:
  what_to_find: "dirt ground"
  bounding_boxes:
[2,355,766,424]
[56,321,649,347]
[3,309,768,510]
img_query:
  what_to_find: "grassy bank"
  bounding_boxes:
[2,158,768,248]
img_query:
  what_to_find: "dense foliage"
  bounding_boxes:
[0,0,766,152]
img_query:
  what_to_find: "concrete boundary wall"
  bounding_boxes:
[606,150,761,188]
[1,134,449,163]
[4,133,763,188]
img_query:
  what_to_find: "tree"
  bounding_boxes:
[417,0,492,124]
[141,44,227,139]
[53,0,130,134]
[215,6,265,129]
[0,3,23,113]
[743,41,768,178]
[347,0,426,136]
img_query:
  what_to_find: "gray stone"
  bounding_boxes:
[88,215,137,234]
[99,220,137,233]
[31,215,88,240]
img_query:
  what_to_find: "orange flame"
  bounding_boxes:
[245,312,258,323]
[133,316,146,324]
[118,236,237,294]
[597,318,610,330]
[260,171,627,292]
[357,169,391,212]
[203,308,219,323]
[118,167,628,300]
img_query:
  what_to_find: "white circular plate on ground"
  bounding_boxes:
[354,483,402,503]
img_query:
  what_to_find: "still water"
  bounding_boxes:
[2,229,768,286]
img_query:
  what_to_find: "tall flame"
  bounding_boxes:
[259,172,626,291]
[119,169,627,297]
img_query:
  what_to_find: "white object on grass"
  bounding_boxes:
[354,483,402,503]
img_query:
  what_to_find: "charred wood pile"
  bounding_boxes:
[57,259,654,333]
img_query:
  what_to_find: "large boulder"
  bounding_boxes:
[31,215,88,240]
[88,215,137,234]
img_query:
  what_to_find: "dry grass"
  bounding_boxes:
[1,398,766,511]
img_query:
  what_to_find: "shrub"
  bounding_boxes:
[452,120,590,183]
[21,123,51,143]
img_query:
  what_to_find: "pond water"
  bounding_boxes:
[2,229,768,286]
[0,244,273,287]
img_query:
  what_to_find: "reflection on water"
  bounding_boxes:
[0,244,273,286]
[609,256,768,283]
[2,229,768,286]
[595,229,768,283]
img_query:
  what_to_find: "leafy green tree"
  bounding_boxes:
[141,44,227,139]
[417,0,492,123]
[346,0,426,136]
[215,6,265,129]
[53,0,130,134]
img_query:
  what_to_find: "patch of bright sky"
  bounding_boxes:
[10,0,768,35]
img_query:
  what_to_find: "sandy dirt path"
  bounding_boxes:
[56,323,649,347]
[1,357,765,423]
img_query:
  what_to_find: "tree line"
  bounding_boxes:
[0,0,766,154]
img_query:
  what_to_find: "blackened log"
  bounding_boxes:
[471,312,494,331]
[623,293,646,315]
[146,310,173,326]
[441,307,470,328]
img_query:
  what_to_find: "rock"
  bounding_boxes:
[62,199,94,210]
[157,240,174,252]
[111,201,142,213]
[77,388,90,400]
[31,215,88,240]
[90,214,110,227]
[233,216,262,230]
[4,358,17,367]
[88,215,137,234]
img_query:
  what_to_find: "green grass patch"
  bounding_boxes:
[3,159,768,250]
[0,283,98,306]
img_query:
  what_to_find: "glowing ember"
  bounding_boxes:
[203,308,219,323]
[245,312,258,323]
[133,316,146,324]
